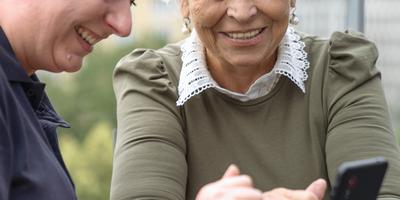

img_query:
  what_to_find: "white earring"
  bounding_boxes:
[290,7,299,25]
[181,18,191,35]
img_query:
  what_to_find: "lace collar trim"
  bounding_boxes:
[176,27,309,106]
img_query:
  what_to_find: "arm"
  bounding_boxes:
[110,49,187,200]
[324,30,400,199]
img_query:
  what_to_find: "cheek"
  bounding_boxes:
[190,1,225,28]
[261,0,291,21]
[189,1,225,54]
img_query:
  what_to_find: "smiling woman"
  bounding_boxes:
[110,0,400,199]
[180,0,294,94]
[0,0,133,199]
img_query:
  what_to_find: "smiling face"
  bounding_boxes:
[180,0,295,70]
[1,0,133,75]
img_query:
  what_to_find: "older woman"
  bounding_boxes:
[0,0,133,199]
[111,0,400,199]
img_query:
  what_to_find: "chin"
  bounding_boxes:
[229,57,264,67]
[55,56,84,73]
[63,64,84,73]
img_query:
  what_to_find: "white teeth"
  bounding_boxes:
[75,27,99,45]
[232,33,238,39]
[85,35,92,41]
[82,32,88,38]
[88,38,96,45]
[227,29,263,39]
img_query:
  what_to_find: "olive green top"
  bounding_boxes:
[111,29,400,200]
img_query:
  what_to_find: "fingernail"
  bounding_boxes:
[317,178,326,183]
[227,164,237,170]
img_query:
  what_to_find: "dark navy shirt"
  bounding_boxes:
[0,27,77,200]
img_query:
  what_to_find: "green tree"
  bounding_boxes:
[59,122,114,200]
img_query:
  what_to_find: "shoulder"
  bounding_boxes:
[113,40,185,108]
[297,29,379,83]
[298,29,378,65]
[328,29,379,75]
[298,29,378,58]
[113,40,184,88]
[295,29,383,117]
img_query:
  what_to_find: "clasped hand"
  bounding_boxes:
[195,165,327,200]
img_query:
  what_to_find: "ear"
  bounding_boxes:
[290,0,297,8]
[180,0,190,19]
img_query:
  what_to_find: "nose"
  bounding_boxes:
[105,3,132,37]
[227,0,257,22]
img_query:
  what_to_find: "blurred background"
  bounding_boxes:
[37,0,400,199]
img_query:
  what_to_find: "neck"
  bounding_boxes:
[206,49,277,94]
[0,1,38,76]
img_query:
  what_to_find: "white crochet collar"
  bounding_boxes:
[176,27,309,106]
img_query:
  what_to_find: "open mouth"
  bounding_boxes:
[226,28,264,40]
[75,26,101,45]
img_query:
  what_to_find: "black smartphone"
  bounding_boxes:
[329,157,388,200]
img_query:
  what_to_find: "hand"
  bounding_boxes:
[195,164,263,200]
[262,179,327,200]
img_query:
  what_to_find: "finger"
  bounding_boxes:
[222,164,240,179]
[220,187,263,200]
[262,189,286,200]
[218,174,254,188]
[266,188,316,200]
[305,179,327,200]
[285,191,318,200]
[196,181,262,200]
[262,188,290,200]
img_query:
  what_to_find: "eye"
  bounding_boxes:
[130,0,136,6]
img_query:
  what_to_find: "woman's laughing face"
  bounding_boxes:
[23,0,134,74]
[180,0,296,69]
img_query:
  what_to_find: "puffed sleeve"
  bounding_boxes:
[110,44,187,199]
[324,29,400,199]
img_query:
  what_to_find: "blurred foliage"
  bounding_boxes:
[38,34,169,200]
[59,122,114,200]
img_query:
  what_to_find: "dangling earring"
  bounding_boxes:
[290,7,299,25]
[181,18,191,35]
